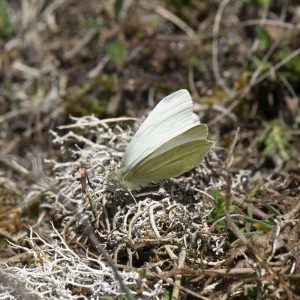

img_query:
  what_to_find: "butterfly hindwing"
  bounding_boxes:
[123,125,213,188]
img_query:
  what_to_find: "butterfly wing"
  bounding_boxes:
[122,89,200,171]
[123,125,213,188]
[140,124,209,160]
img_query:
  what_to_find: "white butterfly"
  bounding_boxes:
[110,89,213,189]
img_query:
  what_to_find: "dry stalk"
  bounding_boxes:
[212,0,233,95]
[171,249,187,300]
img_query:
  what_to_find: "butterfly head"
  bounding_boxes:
[108,167,132,190]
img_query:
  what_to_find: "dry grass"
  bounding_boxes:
[0,1,300,299]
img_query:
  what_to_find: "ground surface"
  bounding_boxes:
[0,1,300,299]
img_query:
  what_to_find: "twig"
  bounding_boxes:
[240,19,300,30]
[279,75,298,100]
[252,47,300,87]
[64,28,98,60]
[188,64,201,101]
[58,117,137,129]
[114,243,126,264]
[41,0,66,19]
[225,127,240,168]
[212,0,233,95]
[101,196,111,232]
[154,6,196,37]
[233,197,270,220]
[0,155,31,178]
[88,56,109,78]
[171,249,186,300]
[224,174,249,245]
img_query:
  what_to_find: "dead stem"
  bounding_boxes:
[171,249,187,300]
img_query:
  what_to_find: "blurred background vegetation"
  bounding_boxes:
[0,0,299,162]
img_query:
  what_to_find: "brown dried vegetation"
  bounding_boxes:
[0,0,300,299]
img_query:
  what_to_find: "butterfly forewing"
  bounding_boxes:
[122,89,200,170]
